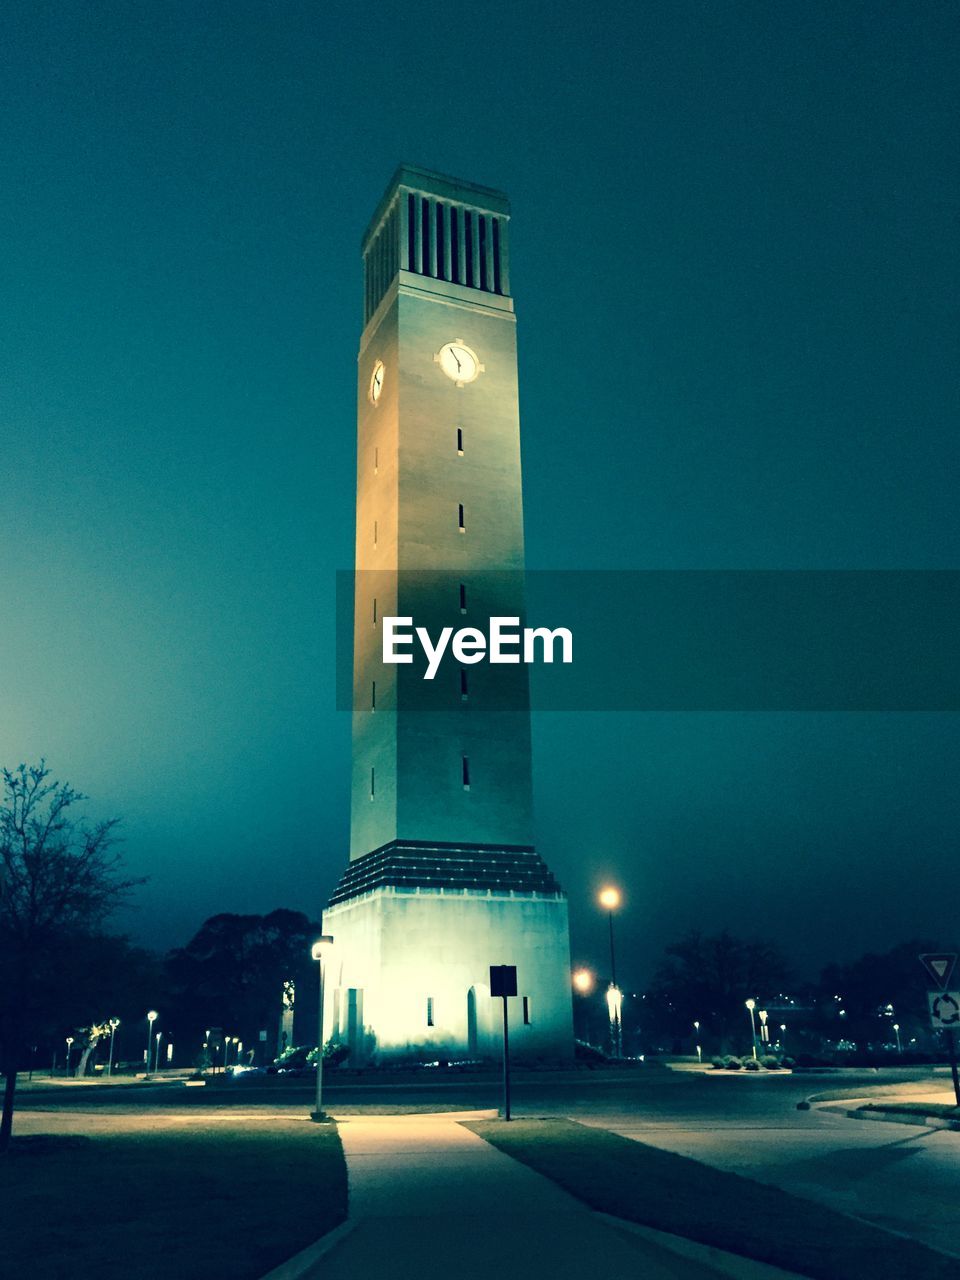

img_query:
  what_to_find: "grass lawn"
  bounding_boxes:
[465,1118,960,1280]
[0,1122,347,1280]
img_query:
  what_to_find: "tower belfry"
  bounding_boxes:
[323,166,573,1062]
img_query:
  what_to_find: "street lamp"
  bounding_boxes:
[598,886,621,1057]
[693,1020,701,1064]
[155,1032,163,1074]
[107,1018,120,1077]
[145,1011,158,1076]
[605,984,623,1056]
[311,935,334,1120]
[572,968,594,994]
[65,1036,74,1077]
[893,1023,902,1055]
[758,1008,769,1049]
[745,999,758,1060]
[780,1023,787,1053]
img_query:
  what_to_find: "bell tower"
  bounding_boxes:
[323,166,573,1063]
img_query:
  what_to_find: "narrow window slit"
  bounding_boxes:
[462,755,470,789]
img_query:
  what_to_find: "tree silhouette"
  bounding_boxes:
[0,762,142,1152]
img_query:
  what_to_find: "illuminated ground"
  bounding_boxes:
[12,1064,960,1269]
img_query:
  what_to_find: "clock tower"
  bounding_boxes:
[323,166,573,1062]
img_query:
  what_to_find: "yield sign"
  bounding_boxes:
[920,953,957,989]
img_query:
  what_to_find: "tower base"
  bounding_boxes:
[322,844,573,1064]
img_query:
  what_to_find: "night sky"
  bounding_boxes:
[2,1,958,986]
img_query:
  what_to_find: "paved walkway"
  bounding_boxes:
[291,1112,799,1280]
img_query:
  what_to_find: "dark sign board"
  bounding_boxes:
[490,965,518,998]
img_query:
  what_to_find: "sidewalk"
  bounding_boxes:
[274,1112,800,1280]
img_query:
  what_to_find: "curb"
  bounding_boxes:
[257,1218,358,1280]
[824,1104,960,1132]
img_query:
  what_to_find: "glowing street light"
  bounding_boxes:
[65,1036,75,1077]
[107,1018,120,1077]
[893,1023,902,1054]
[145,1011,158,1077]
[780,1023,787,1052]
[311,935,335,1121]
[745,999,758,1060]
[693,1020,701,1064]
[572,968,594,994]
[598,886,622,1057]
[606,983,623,1049]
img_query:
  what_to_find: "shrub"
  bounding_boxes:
[781,1056,796,1069]
[710,1057,726,1069]
[760,1055,781,1070]
[723,1055,742,1070]
[743,1058,761,1071]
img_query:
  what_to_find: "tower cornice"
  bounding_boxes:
[362,165,510,253]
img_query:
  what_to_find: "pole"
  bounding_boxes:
[145,1023,151,1077]
[950,1031,960,1108]
[108,1024,116,1077]
[314,955,326,1119]
[607,912,622,1058]
[501,994,511,1121]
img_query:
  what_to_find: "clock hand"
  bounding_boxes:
[452,348,462,372]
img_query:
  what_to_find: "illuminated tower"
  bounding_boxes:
[323,166,573,1061]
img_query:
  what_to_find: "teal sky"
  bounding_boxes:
[2,1,958,982]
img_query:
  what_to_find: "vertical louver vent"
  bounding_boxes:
[364,190,510,322]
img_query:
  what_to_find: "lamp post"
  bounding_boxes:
[893,1023,902,1055]
[145,1011,158,1076]
[745,999,758,1060]
[758,1008,769,1051]
[107,1018,120,1077]
[605,984,623,1058]
[780,1023,787,1053]
[693,1020,701,1064]
[154,1032,162,1074]
[65,1036,74,1077]
[598,887,621,1057]
[311,935,334,1121]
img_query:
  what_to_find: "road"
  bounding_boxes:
[14,1063,960,1258]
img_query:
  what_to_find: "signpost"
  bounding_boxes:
[920,953,960,1107]
[490,965,518,1122]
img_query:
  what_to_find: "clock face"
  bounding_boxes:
[370,359,385,404]
[438,341,481,386]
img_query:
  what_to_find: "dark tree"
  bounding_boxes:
[0,762,142,1152]
[816,940,953,1053]
[648,930,790,1054]
[164,909,322,1063]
